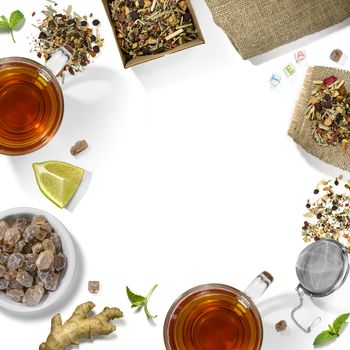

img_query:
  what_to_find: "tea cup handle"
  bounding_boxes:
[45,44,74,77]
[244,271,273,303]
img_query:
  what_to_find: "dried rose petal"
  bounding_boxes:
[323,76,337,86]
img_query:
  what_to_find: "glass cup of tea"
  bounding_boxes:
[0,45,73,155]
[164,271,273,350]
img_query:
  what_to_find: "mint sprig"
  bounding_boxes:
[0,10,25,43]
[313,313,350,346]
[126,284,158,319]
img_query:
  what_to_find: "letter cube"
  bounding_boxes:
[283,64,296,76]
[294,50,306,63]
[270,73,281,86]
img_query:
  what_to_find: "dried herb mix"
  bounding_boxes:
[302,76,350,151]
[32,2,103,80]
[302,176,350,252]
[109,0,199,62]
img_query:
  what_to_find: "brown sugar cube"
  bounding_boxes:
[275,320,287,332]
[70,140,89,156]
[330,49,343,63]
[36,251,54,271]
[88,281,100,294]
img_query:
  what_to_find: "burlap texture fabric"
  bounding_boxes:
[205,0,350,59]
[289,66,350,171]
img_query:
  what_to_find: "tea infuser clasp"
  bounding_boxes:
[46,44,74,77]
[291,285,321,333]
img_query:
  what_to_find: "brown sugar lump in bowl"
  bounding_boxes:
[0,208,76,313]
[0,215,66,304]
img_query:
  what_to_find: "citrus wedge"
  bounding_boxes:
[33,161,85,208]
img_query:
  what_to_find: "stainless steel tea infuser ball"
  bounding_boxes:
[292,239,349,332]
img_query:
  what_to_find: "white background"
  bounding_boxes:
[1,1,350,349]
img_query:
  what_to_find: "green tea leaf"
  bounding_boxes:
[126,284,158,319]
[126,286,146,308]
[9,10,24,28]
[333,313,350,333]
[313,330,337,346]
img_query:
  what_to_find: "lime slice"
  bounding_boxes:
[33,161,85,208]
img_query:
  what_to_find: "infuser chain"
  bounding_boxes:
[291,286,320,333]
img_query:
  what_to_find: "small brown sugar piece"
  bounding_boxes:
[275,320,287,332]
[70,140,88,156]
[330,49,343,63]
[88,281,100,294]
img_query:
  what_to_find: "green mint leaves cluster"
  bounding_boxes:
[126,284,158,319]
[314,313,349,346]
[0,10,25,43]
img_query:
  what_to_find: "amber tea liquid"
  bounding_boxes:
[0,57,63,155]
[165,286,262,350]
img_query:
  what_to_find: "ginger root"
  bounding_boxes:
[39,301,123,350]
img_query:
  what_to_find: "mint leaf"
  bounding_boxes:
[126,286,146,308]
[126,284,158,319]
[313,331,337,346]
[314,312,350,346]
[144,284,158,319]
[0,15,9,26]
[9,10,24,28]
[333,313,350,334]
[328,324,337,335]
[0,11,25,43]
[0,21,9,29]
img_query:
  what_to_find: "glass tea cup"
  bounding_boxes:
[164,272,273,350]
[0,45,72,155]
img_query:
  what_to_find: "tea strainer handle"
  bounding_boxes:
[46,44,74,77]
[291,285,321,333]
[244,271,274,303]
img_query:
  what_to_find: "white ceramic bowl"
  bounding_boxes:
[0,207,77,313]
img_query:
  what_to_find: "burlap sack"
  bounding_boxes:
[289,66,350,171]
[205,0,350,59]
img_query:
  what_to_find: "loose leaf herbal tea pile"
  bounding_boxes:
[109,0,199,62]
[302,176,350,252]
[32,2,103,80]
[303,76,350,151]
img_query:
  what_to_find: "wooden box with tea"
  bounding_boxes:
[102,0,205,68]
